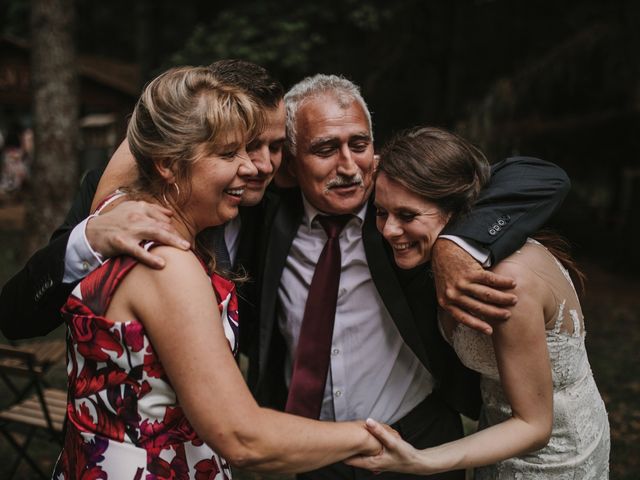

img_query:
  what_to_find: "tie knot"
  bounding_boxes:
[317,214,352,239]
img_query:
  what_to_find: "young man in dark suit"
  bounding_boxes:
[246,74,570,480]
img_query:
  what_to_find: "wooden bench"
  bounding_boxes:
[0,344,67,479]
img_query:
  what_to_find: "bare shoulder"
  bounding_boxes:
[491,242,555,319]
[493,243,551,291]
[121,246,211,306]
[137,246,208,281]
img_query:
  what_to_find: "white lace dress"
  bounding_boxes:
[442,239,610,479]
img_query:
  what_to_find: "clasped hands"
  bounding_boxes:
[349,419,418,474]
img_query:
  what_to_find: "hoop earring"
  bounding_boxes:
[162,182,180,204]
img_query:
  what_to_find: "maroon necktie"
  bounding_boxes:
[285,214,352,418]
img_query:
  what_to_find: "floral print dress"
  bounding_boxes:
[53,245,239,480]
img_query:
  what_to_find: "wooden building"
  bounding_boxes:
[0,35,139,172]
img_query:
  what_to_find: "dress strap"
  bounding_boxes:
[93,189,127,214]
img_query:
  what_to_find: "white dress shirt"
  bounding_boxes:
[277,197,434,424]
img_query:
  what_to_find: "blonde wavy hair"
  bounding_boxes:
[127,66,264,211]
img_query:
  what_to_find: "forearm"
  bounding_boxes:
[414,416,551,474]
[215,408,373,473]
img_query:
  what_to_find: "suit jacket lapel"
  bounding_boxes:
[258,188,304,375]
[362,202,433,373]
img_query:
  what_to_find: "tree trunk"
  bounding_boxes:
[27,0,79,256]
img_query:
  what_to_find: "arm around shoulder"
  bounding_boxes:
[443,156,570,264]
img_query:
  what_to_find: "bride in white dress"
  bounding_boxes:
[347,127,610,478]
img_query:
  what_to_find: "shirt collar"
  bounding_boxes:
[301,193,368,229]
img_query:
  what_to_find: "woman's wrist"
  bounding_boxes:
[355,421,382,455]
[415,445,456,475]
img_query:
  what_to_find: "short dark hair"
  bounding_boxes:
[209,59,284,109]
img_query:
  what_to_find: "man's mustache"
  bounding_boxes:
[325,174,364,190]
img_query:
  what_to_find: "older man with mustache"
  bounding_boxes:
[245,74,570,480]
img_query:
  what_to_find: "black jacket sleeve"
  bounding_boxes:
[0,168,103,339]
[442,156,570,264]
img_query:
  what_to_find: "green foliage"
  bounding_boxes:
[168,0,396,78]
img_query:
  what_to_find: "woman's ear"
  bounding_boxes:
[154,158,176,184]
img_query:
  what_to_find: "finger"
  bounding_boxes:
[149,203,174,216]
[365,419,399,450]
[474,270,516,289]
[143,203,176,222]
[139,224,190,250]
[460,283,518,306]
[452,294,511,322]
[344,455,378,470]
[446,305,493,335]
[121,243,166,269]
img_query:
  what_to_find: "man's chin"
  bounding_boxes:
[323,192,368,215]
[240,189,265,207]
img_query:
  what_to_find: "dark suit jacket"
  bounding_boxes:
[0,168,103,339]
[246,157,571,420]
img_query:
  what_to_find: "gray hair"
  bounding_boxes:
[284,74,373,156]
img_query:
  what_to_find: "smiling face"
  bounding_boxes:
[375,172,450,269]
[242,100,286,206]
[292,94,375,215]
[186,136,258,231]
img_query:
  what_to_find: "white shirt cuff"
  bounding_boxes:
[63,217,104,283]
[439,235,492,267]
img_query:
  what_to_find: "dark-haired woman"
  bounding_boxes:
[347,127,609,479]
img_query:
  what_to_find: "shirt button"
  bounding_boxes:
[81,260,91,271]
[332,348,340,356]
[334,390,342,397]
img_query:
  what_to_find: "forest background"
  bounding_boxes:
[0,0,638,478]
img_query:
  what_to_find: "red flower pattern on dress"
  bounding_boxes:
[53,425,109,479]
[147,443,190,480]
[73,361,132,397]
[122,322,145,352]
[195,456,222,480]
[55,246,238,479]
[70,314,124,361]
[143,343,167,379]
